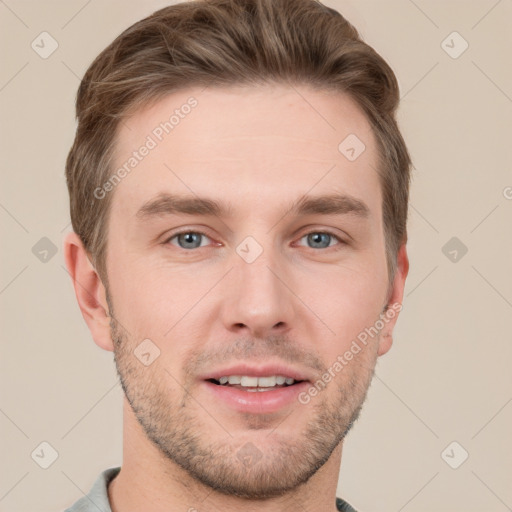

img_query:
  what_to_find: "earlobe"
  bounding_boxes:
[377,243,409,356]
[63,231,114,352]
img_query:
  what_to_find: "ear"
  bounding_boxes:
[377,243,409,356]
[63,231,114,352]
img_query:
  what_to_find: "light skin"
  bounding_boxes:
[64,84,409,512]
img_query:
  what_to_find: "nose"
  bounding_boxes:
[220,248,296,339]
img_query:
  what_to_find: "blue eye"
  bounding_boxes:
[297,232,343,249]
[167,231,211,249]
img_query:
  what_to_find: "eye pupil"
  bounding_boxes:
[308,233,331,249]
[178,232,202,249]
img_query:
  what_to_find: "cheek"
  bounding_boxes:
[108,256,219,345]
[107,258,167,333]
[308,263,387,350]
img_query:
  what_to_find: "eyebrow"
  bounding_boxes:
[135,192,370,221]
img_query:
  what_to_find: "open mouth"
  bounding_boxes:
[206,375,306,392]
[202,371,310,412]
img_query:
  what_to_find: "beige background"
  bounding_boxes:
[1,1,511,511]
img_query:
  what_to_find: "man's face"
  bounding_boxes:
[103,84,403,498]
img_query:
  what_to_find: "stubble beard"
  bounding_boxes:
[110,317,376,499]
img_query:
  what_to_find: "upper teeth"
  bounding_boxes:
[218,375,296,387]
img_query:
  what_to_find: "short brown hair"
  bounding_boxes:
[65,0,412,291]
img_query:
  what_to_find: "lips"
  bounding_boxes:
[197,363,314,413]
[199,363,312,384]
[202,379,310,413]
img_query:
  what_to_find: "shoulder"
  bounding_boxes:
[63,467,120,512]
[336,496,358,512]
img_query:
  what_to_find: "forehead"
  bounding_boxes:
[110,84,381,222]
